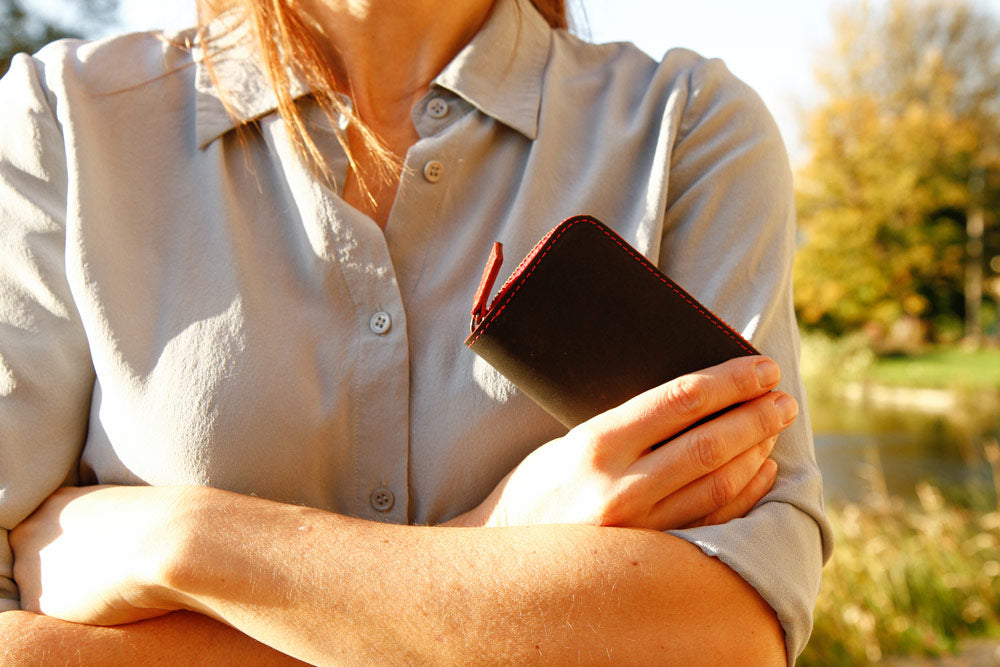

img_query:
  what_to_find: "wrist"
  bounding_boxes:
[143,486,325,622]
[140,485,215,614]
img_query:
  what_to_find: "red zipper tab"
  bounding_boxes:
[471,241,504,329]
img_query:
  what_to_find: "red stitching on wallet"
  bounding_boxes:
[485,224,564,313]
[468,216,755,355]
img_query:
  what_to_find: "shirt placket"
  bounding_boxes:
[290,91,466,524]
[383,90,470,301]
[329,206,411,524]
[368,97,469,525]
[275,144,409,523]
[259,102,414,523]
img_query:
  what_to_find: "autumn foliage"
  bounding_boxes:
[795,0,1000,346]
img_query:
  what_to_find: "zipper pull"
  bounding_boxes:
[470,241,504,331]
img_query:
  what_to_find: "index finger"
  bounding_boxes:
[574,355,781,460]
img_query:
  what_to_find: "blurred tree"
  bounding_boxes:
[1,0,118,77]
[795,0,1000,347]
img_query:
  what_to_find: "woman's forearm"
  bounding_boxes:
[0,609,307,666]
[12,358,791,663]
[5,498,783,666]
[159,486,784,665]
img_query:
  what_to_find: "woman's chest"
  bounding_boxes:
[68,108,670,524]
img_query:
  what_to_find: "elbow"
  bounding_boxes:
[619,531,787,665]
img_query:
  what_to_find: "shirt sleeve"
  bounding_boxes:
[656,53,834,662]
[0,51,95,611]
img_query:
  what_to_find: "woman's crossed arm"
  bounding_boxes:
[7,356,792,665]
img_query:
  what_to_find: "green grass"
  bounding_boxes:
[800,331,1000,393]
[867,348,1000,390]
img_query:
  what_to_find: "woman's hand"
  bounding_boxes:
[9,356,796,632]
[451,355,797,530]
[10,485,187,626]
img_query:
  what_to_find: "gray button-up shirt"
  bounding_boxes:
[0,0,831,659]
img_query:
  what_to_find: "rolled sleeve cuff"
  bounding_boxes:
[668,501,824,664]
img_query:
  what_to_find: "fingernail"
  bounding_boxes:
[775,394,798,424]
[761,458,778,481]
[755,359,780,387]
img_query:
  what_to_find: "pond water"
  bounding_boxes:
[808,387,1000,508]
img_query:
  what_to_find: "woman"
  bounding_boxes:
[0,0,830,663]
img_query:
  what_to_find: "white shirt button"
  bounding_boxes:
[369,311,392,335]
[423,160,444,183]
[427,97,450,119]
[370,487,395,512]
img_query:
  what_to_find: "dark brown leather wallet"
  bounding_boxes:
[465,215,759,428]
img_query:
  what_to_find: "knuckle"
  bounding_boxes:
[691,429,726,471]
[596,497,626,527]
[730,362,758,396]
[758,436,777,458]
[573,426,616,469]
[755,404,778,438]
[586,441,615,469]
[710,472,739,508]
[668,376,704,415]
[600,482,649,528]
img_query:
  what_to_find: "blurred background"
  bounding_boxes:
[2,0,999,664]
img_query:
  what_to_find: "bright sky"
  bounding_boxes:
[78,0,1000,162]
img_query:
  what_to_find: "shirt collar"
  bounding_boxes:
[193,12,312,149]
[193,0,552,149]
[432,0,552,140]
